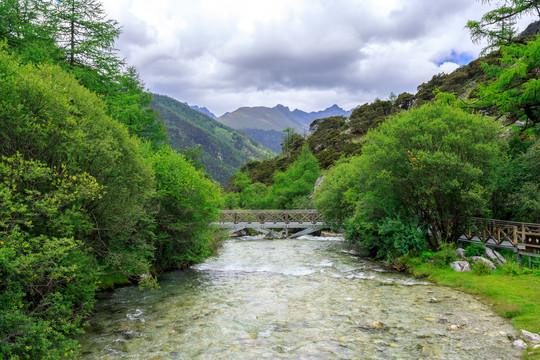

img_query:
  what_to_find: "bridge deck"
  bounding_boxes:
[212,210,326,238]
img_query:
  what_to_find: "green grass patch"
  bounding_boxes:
[409,261,540,334]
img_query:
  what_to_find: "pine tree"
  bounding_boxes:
[53,0,123,75]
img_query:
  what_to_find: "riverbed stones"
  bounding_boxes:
[521,330,540,344]
[469,256,497,270]
[512,339,528,350]
[450,261,471,272]
[485,248,506,266]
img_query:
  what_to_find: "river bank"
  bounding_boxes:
[404,258,540,359]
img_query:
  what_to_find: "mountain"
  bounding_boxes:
[292,104,354,127]
[186,103,218,119]
[151,94,274,185]
[217,104,352,152]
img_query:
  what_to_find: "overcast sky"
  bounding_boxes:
[100,0,535,116]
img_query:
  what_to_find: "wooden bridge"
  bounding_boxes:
[213,210,326,238]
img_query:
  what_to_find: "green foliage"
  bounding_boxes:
[432,242,459,268]
[54,0,122,73]
[349,98,399,134]
[347,99,506,248]
[346,215,426,260]
[491,136,540,222]
[0,48,156,275]
[104,67,167,145]
[0,154,100,359]
[472,260,492,275]
[500,260,533,276]
[466,0,539,54]
[224,172,269,209]
[313,157,364,226]
[472,35,540,127]
[465,243,486,257]
[265,145,321,209]
[142,144,223,271]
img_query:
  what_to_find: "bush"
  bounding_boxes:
[433,242,458,268]
[0,154,100,359]
[472,260,492,275]
[346,215,426,260]
[465,243,486,257]
[500,261,533,276]
[142,144,223,271]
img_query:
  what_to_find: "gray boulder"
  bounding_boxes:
[455,248,466,260]
[485,248,506,266]
[450,261,471,272]
[521,329,540,344]
[469,256,496,270]
[512,339,527,350]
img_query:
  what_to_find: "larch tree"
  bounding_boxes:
[53,0,123,78]
[467,0,540,53]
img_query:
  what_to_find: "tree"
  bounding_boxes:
[0,0,58,58]
[104,66,168,144]
[142,144,223,271]
[53,0,122,73]
[280,127,297,153]
[0,48,155,276]
[266,145,321,209]
[469,34,540,127]
[325,97,506,251]
[467,0,540,53]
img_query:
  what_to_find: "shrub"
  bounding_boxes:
[346,215,426,260]
[433,242,458,268]
[465,243,486,257]
[142,144,223,271]
[472,260,492,275]
[0,154,100,359]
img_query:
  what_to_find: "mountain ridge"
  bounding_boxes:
[151,94,274,185]
[217,104,353,151]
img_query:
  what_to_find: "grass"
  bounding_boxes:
[407,260,540,359]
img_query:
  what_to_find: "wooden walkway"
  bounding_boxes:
[214,210,540,259]
[460,218,540,263]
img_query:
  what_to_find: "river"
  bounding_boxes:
[77,236,520,359]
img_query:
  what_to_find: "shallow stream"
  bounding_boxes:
[78,236,520,359]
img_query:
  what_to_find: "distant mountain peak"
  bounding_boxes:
[183,102,218,119]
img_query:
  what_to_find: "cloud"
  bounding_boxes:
[99,0,537,115]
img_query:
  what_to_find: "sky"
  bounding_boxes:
[100,0,536,117]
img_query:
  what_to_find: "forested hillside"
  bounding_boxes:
[151,94,273,185]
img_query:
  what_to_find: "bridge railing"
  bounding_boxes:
[465,218,540,254]
[217,209,323,225]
